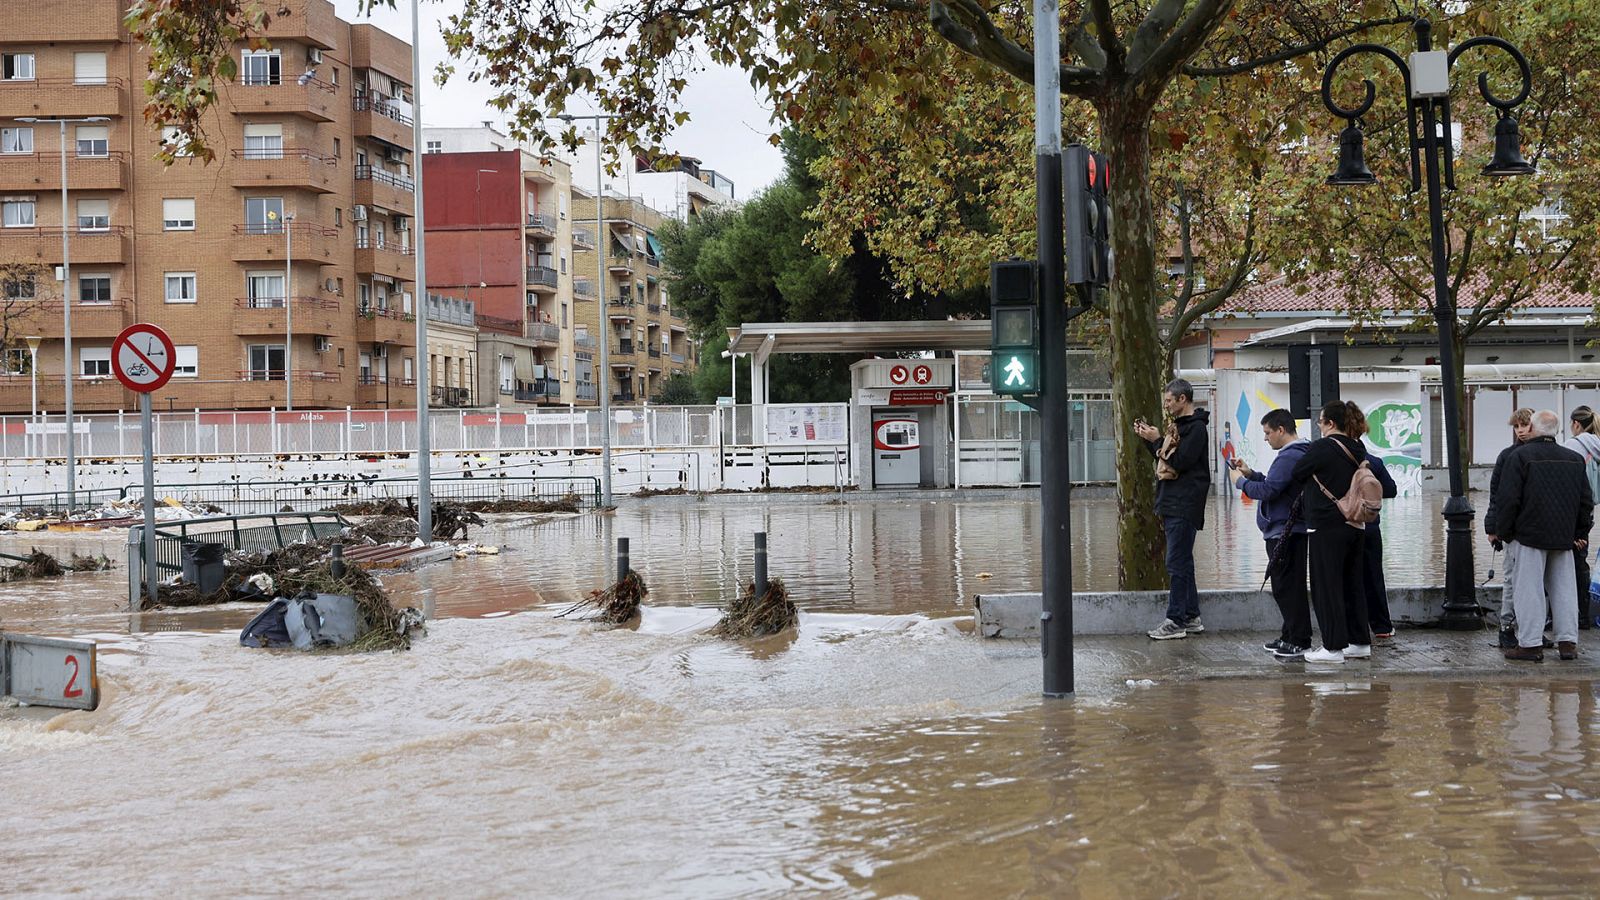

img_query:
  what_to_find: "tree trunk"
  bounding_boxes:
[1100,102,1168,590]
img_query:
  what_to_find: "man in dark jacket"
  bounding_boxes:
[1491,410,1595,661]
[1484,408,1535,647]
[1135,378,1211,639]
[1233,408,1311,656]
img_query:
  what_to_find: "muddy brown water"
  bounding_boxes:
[6,494,1593,895]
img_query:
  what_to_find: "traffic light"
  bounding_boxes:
[989,259,1038,395]
[1063,144,1111,289]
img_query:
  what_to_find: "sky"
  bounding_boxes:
[331,0,787,199]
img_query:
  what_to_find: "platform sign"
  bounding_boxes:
[111,323,177,393]
[1,633,99,711]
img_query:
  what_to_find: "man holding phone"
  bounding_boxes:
[1234,409,1312,657]
[1135,378,1212,640]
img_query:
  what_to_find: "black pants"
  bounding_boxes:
[1363,525,1391,634]
[1578,551,1593,630]
[1266,533,1311,648]
[1308,525,1369,652]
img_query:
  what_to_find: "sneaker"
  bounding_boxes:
[1183,617,1205,634]
[1558,641,1578,661]
[1272,642,1308,659]
[1504,646,1544,662]
[1148,619,1189,640]
[1372,631,1394,640]
[1304,646,1344,663]
[1497,627,1518,650]
[1345,643,1372,659]
[1263,639,1283,653]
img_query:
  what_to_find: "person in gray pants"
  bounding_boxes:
[1484,407,1534,647]
[1490,410,1595,661]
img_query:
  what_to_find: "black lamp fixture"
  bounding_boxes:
[1327,121,1376,185]
[1482,113,1536,176]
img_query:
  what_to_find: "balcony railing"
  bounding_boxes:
[525,211,554,232]
[354,164,415,192]
[647,347,662,359]
[239,369,341,382]
[356,303,408,320]
[433,385,473,407]
[352,94,413,126]
[574,333,597,351]
[573,279,596,299]
[526,265,558,288]
[513,378,559,401]
[646,303,661,314]
[357,374,414,386]
[355,236,414,254]
[576,382,597,401]
[571,228,594,248]
[607,253,634,270]
[235,221,337,238]
[610,295,634,307]
[671,352,686,363]
[612,391,636,403]
[616,339,635,355]
[234,295,339,310]
[526,322,560,344]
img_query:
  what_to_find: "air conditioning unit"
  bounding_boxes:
[351,205,367,221]
[313,336,333,353]
[324,277,338,293]
[307,47,323,64]
[385,146,403,162]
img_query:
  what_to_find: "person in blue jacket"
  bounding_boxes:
[1232,408,1313,657]
[1362,454,1400,638]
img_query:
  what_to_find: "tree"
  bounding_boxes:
[650,372,701,405]
[0,263,54,377]
[127,1,1463,588]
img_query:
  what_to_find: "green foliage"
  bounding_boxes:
[649,373,702,405]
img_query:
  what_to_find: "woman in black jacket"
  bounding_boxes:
[1290,400,1372,663]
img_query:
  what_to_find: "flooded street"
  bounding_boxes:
[5,493,1596,896]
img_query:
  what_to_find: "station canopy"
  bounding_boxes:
[726,321,991,356]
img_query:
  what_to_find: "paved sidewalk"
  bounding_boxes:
[991,628,1600,684]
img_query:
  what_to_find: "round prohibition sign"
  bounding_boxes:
[111,323,177,393]
[889,364,910,385]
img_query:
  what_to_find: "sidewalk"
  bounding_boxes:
[991,629,1600,684]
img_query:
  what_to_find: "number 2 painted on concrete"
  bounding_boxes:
[63,654,83,699]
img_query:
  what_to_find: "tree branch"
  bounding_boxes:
[1088,0,1125,77]
[1181,15,1416,78]
[1069,3,1108,71]
[1137,0,1234,87]
[1126,0,1189,73]
[1168,203,1261,348]
[929,0,1104,90]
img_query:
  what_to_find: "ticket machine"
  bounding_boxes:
[872,412,921,487]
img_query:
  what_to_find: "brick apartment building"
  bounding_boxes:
[422,125,697,406]
[0,0,424,414]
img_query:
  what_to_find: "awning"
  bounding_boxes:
[1235,316,1595,348]
[645,233,664,259]
[726,320,992,355]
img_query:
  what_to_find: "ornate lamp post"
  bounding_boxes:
[1322,19,1534,628]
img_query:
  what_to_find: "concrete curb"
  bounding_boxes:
[974,586,1503,637]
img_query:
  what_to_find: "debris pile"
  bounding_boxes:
[0,549,115,583]
[556,570,648,626]
[331,494,582,517]
[710,578,799,638]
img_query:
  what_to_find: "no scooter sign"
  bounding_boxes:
[111,323,177,393]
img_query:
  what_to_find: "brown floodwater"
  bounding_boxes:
[6,494,1592,895]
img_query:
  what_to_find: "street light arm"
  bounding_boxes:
[1447,36,1533,112]
[1320,43,1411,120]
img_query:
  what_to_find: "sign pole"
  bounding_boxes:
[141,390,157,607]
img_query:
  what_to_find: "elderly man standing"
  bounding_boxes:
[1490,410,1595,662]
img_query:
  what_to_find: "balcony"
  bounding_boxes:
[525,211,555,236]
[229,148,338,193]
[671,352,686,364]
[258,0,342,47]
[526,321,560,347]
[4,297,133,339]
[232,296,342,337]
[354,236,415,281]
[0,152,127,192]
[646,303,661,315]
[615,339,635,356]
[0,226,127,265]
[433,385,473,407]
[232,222,339,264]
[233,368,343,407]
[353,164,414,213]
[0,78,126,119]
[0,374,131,413]
[572,279,596,301]
[513,378,560,402]
[526,265,558,293]
[574,333,597,352]
[11,2,125,42]
[607,253,634,274]
[354,306,416,345]
[232,75,338,121]
[352,94,413,149]
[571,228,595,250]
[647,346,662,359]
[611,391,637,403]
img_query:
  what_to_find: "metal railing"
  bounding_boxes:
[514,379,559,401]
[526,265,558,287]
[230,147,336,164]
[573,279,596,299]
[122,474,600,518]
[353,94,413,125]
[354,164,415,192]
[526,212,554,231]
[355,235,413,255]
[234,295,339,310]
[127,511,351,605]
[616,339,635,355]
[0,486,126,512]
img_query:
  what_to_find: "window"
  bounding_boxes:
[247,344,285,380]
[332,137,341,158]
[337,347,345,367]
[359,352,371,380]
[242,123,283,159]
[80,347,111,378]
[561,302,568,328]
[79,274,111,305]
[358,283,372,314]
[331,67,340,86]
[2,53,35,81]
[164,272,196,303]
[244,197,284,233]
[73,52,107,84]
[2,199,35,227]
[3,348,27,375]
[160,126,195,157]
[173,345,198,377]
[3,273,35,299]
[1,127,33,154]
[403,357,414,383]
[425,140,442,154]
[163,198,195,231]
[75,125,109,158]
[76,199,110,232]
[334,207,342,227]
[247,272,285,308]
[241,50,282,85]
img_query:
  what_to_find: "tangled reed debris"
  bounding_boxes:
[710,578,798,639]
[556,569,648,625]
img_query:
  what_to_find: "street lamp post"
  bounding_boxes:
[409,0,434,543]
[558,112,617,507]
[16,114,110,510]
[25,334,41,458]
[1322,19,1535,629]
[284,211,295,410]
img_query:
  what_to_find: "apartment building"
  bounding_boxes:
[569,139,736,223]
[0,0,422,413]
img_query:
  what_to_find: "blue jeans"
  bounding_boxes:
[1164,516,1200,622]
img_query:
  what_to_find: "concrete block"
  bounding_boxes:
[974,585,1503,637]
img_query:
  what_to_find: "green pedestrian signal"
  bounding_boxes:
[989,259,1039,396]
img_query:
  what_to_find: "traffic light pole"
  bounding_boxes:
[1033,0,1073,697]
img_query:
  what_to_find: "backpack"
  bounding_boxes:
[1314,439,1383,529]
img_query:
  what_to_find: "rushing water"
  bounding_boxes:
[5,493,1592,896]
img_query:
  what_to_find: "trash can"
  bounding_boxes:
[180,541,226,596]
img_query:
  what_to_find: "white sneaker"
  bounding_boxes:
[1345,643,1371,658]
[1304,646,1345,663]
